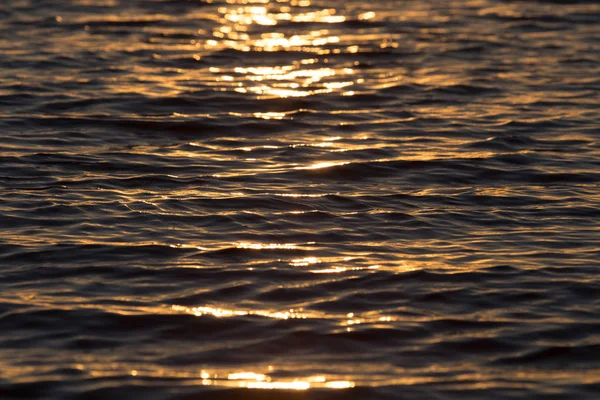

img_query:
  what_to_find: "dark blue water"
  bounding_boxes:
[1,0,599,399]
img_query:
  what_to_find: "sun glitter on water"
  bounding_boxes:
[200,0,367,98]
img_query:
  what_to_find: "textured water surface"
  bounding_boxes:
[1,0,599,399]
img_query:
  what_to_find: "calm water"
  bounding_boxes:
[1,0,599,399]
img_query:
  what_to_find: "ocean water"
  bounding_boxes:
[1,0,599,399]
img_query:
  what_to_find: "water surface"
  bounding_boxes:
[1,0,599,399]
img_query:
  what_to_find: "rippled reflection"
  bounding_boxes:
[82,365,355,391]
[235,242,299,250]
[201,0,372,98]
[172,305,396,328]
[192,369,353,390]
[172,305,310,320]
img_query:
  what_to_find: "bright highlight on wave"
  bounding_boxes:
[290,256,321,266]
[171,305,396,328]
[129,367,355,391]
[206,369,354,390]
[299,161,350,170]
[236,242,298,250]
[171,305,311,320]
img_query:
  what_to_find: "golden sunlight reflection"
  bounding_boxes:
[253,111,286,120]
[228,372,267,381]
[290,256,321,266]
[202,0,366,98]
[171,305,310,320]
[272,193,330,198]
[208,369,355,390]
[311,265,381,274]
[127,366,356,391]
[299,161,350,170]
[236,242,298,250]
[171,305,396,330]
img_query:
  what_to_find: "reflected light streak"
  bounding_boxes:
[310,265,380,274]
[299,161,350,170]
[203,0,361,98]
[273,193,329,198]
[228,372,267,381]
[236,242,297,250]
[246,381,311,390]
[171,304,396,329]
[120,365,356,391]
[311,266,348,274]
[325,381,355,389]
[172,305,310,320]
[254,111,286,120]
[290,256,321,266]
[213,371,355,390]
